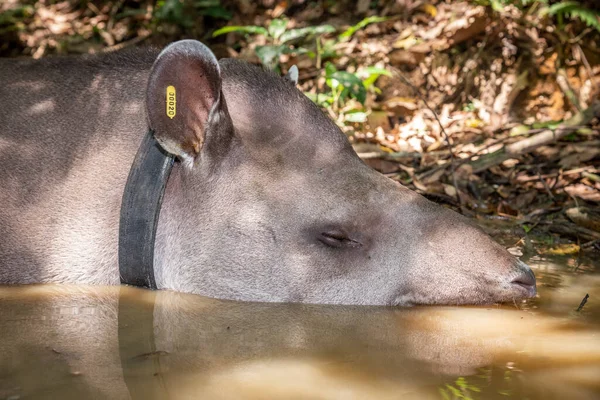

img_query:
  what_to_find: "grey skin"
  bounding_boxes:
[0,40,536,306]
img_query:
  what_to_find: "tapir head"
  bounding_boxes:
[147,40,536,306]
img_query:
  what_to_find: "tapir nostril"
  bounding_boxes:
[510,261,537,297]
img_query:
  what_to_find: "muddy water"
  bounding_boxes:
[1,255,599,400]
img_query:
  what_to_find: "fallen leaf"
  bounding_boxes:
[367,111,391,131]
[564,184,600,202]
[443,184,457,198]
[392,36,418,49]
[565,207,600,232]
[421,3,437,17]
[542,244,580,256]
[364,158,400,174]
[559,147,600,169]
[465,118,485,128]
[383,97,417,117]
[443,6,487,47]
[539,52,558,75]
[389,50,425,68]
[497,185,512,199]
[514,190,537,210]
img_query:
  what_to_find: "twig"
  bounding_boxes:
[576,293,589,312]
[417,161,458,180]
[582,238,600,249]
[576,44,594,83]
[537,166,555,200]
[298,70,321,80]
[468,101,600,172]
[87,2,101,15]
[523,206,562,221]
[315,36,322,70]
[516,167,598,182]
[582,171,600,183]
[391,67,463,210]
[102,33,151,53]
[556,68,581,112]
[569,28,593,43]
[107,0,125,33]
[462,135,518,161]
[540,220,600,242]
[505,104,599,154]
[414,135,513,178]
[358,151,424,160]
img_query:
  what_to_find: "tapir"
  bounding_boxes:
[0,40,536,306]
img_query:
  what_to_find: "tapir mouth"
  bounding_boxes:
[391,260,537,307]
[509,260,537,298]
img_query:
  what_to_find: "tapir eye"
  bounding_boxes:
[318,229,362,249]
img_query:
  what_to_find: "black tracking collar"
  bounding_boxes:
[119,130,174,289]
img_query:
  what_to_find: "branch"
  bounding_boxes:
[391,67,464,209]
[469,101,600,173]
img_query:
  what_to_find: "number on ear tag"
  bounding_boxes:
[166,86,176,119]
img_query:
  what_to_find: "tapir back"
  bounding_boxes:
[0,51,157,284]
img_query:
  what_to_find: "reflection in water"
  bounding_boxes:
[0,254,599,400]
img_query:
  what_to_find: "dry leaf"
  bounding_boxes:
[565,207,600,232]
[564,184,600,202]
[421,4,437,17]
[559,148,600,169]
[542,244,580,255]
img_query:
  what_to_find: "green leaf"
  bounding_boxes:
[194,0,221,6]
[361,75,377,90]
[490,0,505,12]
[445,384,463,398]
[361,67,392,76]
[563,132,579,141]
[268,18,288,40]
[115,9,148,20]
[0,5,33,25]
[531,120,562,130]
[212,25,268,37]
[255,44,286,70]
[325,62,338,76]
[338,16,388,40]
[327,70,367,104]
[305,92,334,106]
[318,38,339,59]
[198,6,232,19]
[294,47,314,57]
[279,25,335,43]
[154,0,192,26]
[543,1,581,16]
[359,67,392,89]
[539,0,600,32]
[439,388,451,400]
[344,111,368,123]
[570,7,600,32]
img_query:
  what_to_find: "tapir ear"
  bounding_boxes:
[284,65,298,85]
[146,40,228,164]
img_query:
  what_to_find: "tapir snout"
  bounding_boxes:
[377,185,538,306]
[384,198,538,306]
[0,40,536,306]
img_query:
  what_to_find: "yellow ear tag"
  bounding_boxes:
[166,85,176,119]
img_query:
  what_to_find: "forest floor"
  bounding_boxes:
[2,0,600,255]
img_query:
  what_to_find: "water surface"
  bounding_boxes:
[1,254,599,400]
